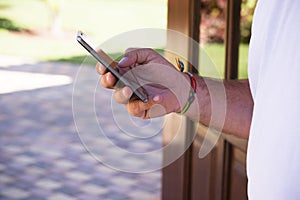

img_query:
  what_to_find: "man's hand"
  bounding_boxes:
[96,48,254,138]
[96,48,190,119]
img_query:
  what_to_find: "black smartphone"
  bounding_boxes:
[76,31,148,103]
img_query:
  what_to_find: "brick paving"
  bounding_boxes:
[0,59,162,200]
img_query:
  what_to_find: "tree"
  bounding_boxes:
[200,0,257,44]
[42,0,63,36]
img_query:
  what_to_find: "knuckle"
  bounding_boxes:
[125,48,138,54]
[113,90,128,104]
[96,62,106,74]
[100,74,113,88]
[127,102,142,117]
[128,103,139,116]
[100,76,108,88]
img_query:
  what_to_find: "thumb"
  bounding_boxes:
[118,56,133,68]
[118,48,156,67]
[118,48,140,67]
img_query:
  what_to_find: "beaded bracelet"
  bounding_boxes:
[180,72,197,114]
[175,58,197,115]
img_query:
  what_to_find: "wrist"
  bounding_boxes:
[174,72,194,113]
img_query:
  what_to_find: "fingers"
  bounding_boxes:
[118,48,156,67]
[112,86,164,119]
[95,47,175,119]
[112,86,133,104]
[96,62,118,89]
[96,61,118,75]
[96,62,107,74]
[100,72,117,89]
[96,48,159,90]
[125,95,163,119]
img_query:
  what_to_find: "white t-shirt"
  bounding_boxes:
[247,0,300,199]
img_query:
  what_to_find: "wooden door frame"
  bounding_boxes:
[162,0,247,199]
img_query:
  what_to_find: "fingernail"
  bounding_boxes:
[98,65,105,74]
[118,57,128,66]
[122,87,132,98]
[153,95,160,102]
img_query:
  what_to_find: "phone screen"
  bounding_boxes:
[76,31,148,103]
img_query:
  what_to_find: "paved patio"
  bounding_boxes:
[0,57,162,200]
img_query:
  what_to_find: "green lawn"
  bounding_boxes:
[0,0,167,60]
[0,0,248,78]
[203,43,249,79]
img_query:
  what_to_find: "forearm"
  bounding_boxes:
[184,76,253,138]
[98,48,253,138]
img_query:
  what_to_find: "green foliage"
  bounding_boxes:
[0,17,24,32]
[240,0,257,43]
[0,1,25,32]
[203,43,249,78]
[200,0,226,43]
[201,0,257,44]
[0,0,167,61]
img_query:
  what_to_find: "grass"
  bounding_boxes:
[203,43,249,79]
[0,0,167,60]
[0,0,249,79]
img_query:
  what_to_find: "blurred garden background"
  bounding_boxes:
[0,0,167,62]
[0,0,256,76]
[0,0,256,199]
[0,1,168,199]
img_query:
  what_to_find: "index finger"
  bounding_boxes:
[95,49,118,75]
[96,62,107,75]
